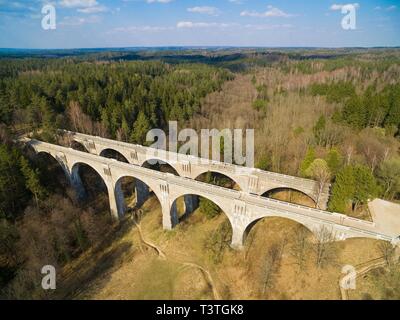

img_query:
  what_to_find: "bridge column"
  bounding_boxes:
[229,200,250,250]
[114,181,126,219]
[70,166,87,200]
[135,179,150,208]
[184,194,199,216]
[159,182,178,230]
[231,225,246,250]
[107,183,120,220]
[100,164,120,220]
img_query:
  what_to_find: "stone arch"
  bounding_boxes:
[99,148,129,163]
[141,158,180,176]
[260,187,317,208]
[70,162,108,201]
[35,151,70,191]
[114,175,162,218]
[70,140,89,153]
[169,191,234,236]
[242,216,317,247]
[170,194,201,222]
[194,170,242,191]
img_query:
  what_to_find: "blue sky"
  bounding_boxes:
[0,0,399,48]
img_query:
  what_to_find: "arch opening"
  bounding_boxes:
[195,171,241,191]
[100,149,129,163]
[142,159,179,176]
[32,151,70,193]
[115,176,161,219]
[71,163,109,211]
[261,188,317,208]
[70,141,89,153]
[243,216,316,249]
[171,193,230,229]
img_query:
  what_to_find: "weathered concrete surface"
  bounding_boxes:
[62,130,330,210]
[28,139,400,249]
[368,199,400,239]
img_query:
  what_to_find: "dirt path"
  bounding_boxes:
[133,217,221,300]
[339,257,386,300]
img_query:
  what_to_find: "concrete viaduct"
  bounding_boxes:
[63,130,331,210]
[27,139,400,249]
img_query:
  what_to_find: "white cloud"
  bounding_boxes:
[244,23,293,30]
[187,6,220,16]
[146,0,173,3]
[176,21,293,32]
[386,5,397,11]
[59,14,100,25]
[240,5,294,18]
[77,5,107,13]
[59,0,108,14]
[111,25,173,33]
[59,0,98,8]
[177,21,235,29]
[330,3,359,11]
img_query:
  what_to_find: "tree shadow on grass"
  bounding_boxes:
[55,220,136,300]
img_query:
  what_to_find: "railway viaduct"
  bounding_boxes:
[63,130,331,210]
[27,139,400,249]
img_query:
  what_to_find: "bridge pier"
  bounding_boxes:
[231,226,245,250]
[107,184,120,220]
[114,182,126,219]
[70,167,87,200]
[184,194,199,216]
[135,179,150,208]
[162,202,178,230]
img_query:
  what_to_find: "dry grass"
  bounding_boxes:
[55,195,387,300]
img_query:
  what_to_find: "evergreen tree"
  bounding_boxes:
[352,165,379,210]
[328,166,355,213]
[0,145,27,218]
[313,115,326,145]
[328,165,378,213]
[342,94,366,129]
[130,111,151,145]
[300,147,316,177]
[19,157,47,207]
[326,148,343,177]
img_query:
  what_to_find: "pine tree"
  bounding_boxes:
[326,148,343,177]
[0,145,27,218]
[300,147,316,177]
[130,111,151,145]
[352,165,379,210]
[328,166,355,213]
[313,115,326,145]
[19,156,47,207]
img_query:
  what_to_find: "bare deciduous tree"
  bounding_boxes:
[290,226,310,270]
[313,226,337,268]
[378,242,396,267]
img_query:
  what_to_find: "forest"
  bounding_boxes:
[0,48,399,299]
